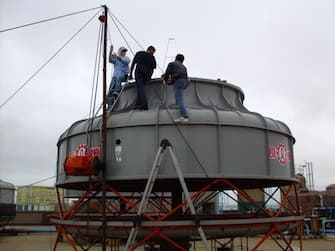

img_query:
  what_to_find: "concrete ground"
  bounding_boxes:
[1,231,335,250]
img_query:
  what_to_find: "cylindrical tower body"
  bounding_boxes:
[51,78,302,250]
[56,78,295,191]
[0,179,16,225]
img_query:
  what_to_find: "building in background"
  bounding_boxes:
[16,186,58,211]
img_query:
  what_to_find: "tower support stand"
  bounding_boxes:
[126,139,210,251]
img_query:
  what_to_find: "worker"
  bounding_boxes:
[163,54,189,122]
[129,46,156,110]
[107,45,130,108]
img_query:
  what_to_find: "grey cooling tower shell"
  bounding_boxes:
[56,78,295,191]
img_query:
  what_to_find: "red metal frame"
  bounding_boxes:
[50,179,303,251]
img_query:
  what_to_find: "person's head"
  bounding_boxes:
[175,54,184,63]
[118,47,128,57]
[147,46,156,55]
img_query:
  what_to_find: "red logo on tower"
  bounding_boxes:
[269,143,292,166]
[69,144,101,157]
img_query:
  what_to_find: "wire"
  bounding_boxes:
[89,23,103,120]
[108,12,136,57]
[0,9,102,110]
[16,176,56,189]
[96,10,203,175]
[87,22,103,146]
[107,10,164,73]
[108,11,144,51]
[0,7,102,33]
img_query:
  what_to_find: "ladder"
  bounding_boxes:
[125,139,210,251]
[107,80,133,113]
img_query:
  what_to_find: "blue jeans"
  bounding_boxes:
[108,75,127,106]
[174,79,188,117]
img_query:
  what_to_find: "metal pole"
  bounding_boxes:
[125,143,166,250]
[167,146,210,251]
[310,162,315,190]
[101,5,108,251]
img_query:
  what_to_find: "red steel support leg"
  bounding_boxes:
[53,225,79,251]
[130,229,158,250]
[56,187,64,218]
[251,223,278,251]
[54,185,80,251]
[53,182,101,251]
[132,228,187,251]
[275,183,295,217]
[107,184,155,221]
[220,178,272,217]
[63,182,101,219]
[158,231,188,251]
[52,228,63,251]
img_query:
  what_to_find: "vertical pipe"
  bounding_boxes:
[101,5,108,251]
[310,162,315,191]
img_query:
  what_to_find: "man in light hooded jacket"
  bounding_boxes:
[107,46,130,108]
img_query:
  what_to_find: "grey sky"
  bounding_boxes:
[1,0,334,190]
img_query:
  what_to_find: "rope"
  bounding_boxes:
[0,6,102,33]
[0,9,101,110]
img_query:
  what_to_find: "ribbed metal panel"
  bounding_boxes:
[56,78,295,190]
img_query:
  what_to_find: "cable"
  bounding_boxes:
[108,11,144,51]
[89,22,103,120]
[107,10,164,73]
[87,22,103,146]
[0,9,102,110]
[108,11,136,57]
[0,6,101,33]
[16,176,56,189]
[90,12,204,174]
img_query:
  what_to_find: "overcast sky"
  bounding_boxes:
[1,0,334,190]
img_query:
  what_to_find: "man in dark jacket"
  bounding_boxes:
[129,46,156,110]
[163,54,189,122]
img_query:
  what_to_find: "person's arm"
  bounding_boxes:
[163,63,172,82]
[129,59,136,80]
[109,55,117,63]
[153,56,157,69]
[109,45,115,63]
[120,56,130,65]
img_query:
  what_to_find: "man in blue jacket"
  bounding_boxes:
[108,46,130,108]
